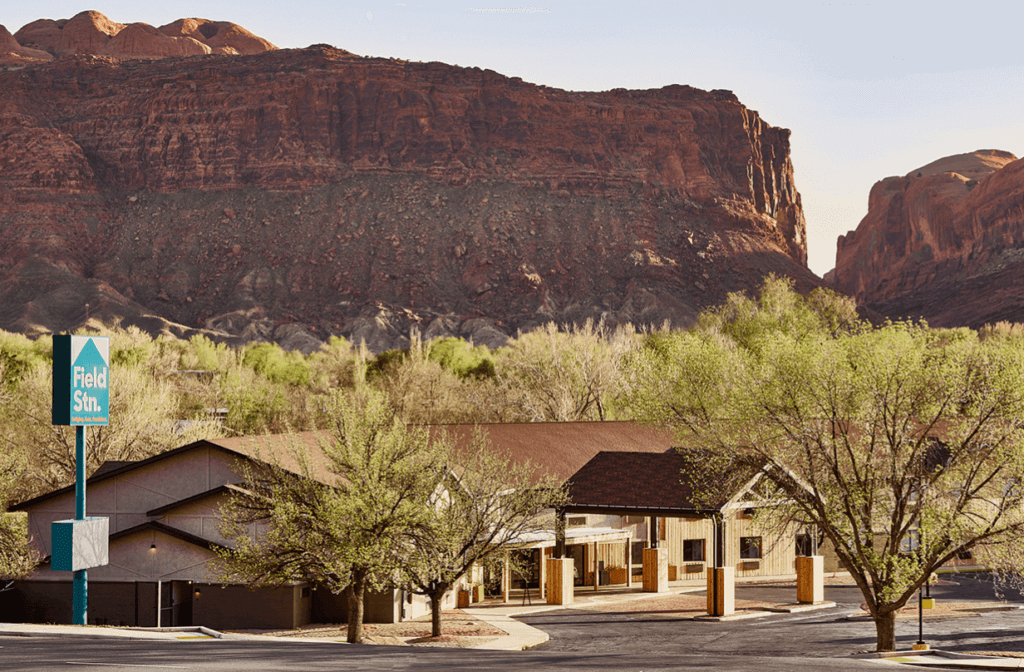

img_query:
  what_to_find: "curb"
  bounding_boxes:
[852,648,1024,669]
[461,610,551,651]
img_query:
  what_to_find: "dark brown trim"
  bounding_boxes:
[564,504,721,517]
[146,484,246,516]
[109,520,224,552]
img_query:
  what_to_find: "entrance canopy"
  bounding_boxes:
[564,451,740,517]
[508,526,630,549]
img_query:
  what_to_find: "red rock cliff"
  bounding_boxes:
[0,44,813,351]
[833,150,1024,328]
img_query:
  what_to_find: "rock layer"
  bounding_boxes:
[0,44,814,351]
[0,24,53,64]
[833,149,1024,327]
[11,11,275,60]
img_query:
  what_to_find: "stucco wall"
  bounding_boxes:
[22,446,245,557]
[192,583,307,630]
[0,581,158,626]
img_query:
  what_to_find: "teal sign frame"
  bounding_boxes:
[52,335,110,426]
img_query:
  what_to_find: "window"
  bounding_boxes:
[659,517,667,541]
[795,534,812,557]
[683,539,705,562]
[567,516,587,528]
[958,549,973,560]
[623,515,645,525]
[899,530,920,554]
[740,536,762,559]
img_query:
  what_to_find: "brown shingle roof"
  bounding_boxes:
[566,451,738,513]
[14,422,677,510]
[431,421,675,484]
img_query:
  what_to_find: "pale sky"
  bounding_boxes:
[6,1,1023,276]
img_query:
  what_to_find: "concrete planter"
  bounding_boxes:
[608,568,628,585]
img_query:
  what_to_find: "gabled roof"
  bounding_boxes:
[432,421,675,483]
[14,421,675,510]
[38,520,223,565]
[565,451,760,516]
[11,439,236,511]
[146,484,248,517]
[109,520,224,552]
[11,436,324,511]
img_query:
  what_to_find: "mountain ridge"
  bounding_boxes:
[0,23,816,352]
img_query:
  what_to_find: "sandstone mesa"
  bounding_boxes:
[832,149,1024,328]
[0,13,816,352]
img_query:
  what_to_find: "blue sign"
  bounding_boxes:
[52,335,110,426]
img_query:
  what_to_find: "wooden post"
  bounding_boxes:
[546,557,574,605]
[625,539,632,587]
[593,542,599,590]
[796,555,824,603]
[707,567,735,616]
[555,508,566,558]
[502,554,510,604]
[642,547,669,592]
[539,548,547,600]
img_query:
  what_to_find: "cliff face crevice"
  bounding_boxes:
[833,150,1024,327]
[0,42,813,351]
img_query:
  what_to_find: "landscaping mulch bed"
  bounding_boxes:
[230,609,506,648]
[847,600,1021,621]
[963,651,1024,659]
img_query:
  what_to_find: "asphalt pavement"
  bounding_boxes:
[3,573,1024,671]
[0,636,885,671]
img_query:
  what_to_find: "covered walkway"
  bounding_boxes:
[546,451,828,615]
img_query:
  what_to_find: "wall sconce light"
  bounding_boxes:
[195,588,201,598]
[150,543,157,552]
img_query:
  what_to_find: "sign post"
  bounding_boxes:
[51,335,110,626]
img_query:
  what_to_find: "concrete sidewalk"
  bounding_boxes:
[0,618,549,651]
[0,623,218,641]
[859,649,1024,669]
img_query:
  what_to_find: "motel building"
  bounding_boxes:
[5,421,964,628]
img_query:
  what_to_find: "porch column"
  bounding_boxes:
[555,508,566,558]
[707,513,735,616]
[539,548,547,600]
[502,554,510,604]
[593,542,600,590]
[625,539,632,587]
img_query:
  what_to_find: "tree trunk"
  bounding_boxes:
[874,609,898,652]
[347,568,367,644]
[429,583,448,638]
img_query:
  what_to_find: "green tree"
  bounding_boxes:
[493,320,638,422]
[0,368,40,579]
[637,280,1024,651]
[401,429,566,637]
[3,356,220,496]
[216,388,447,643]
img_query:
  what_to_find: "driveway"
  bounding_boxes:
[519,573,1024,660]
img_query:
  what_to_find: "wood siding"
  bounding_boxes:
[661,512,798,583]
